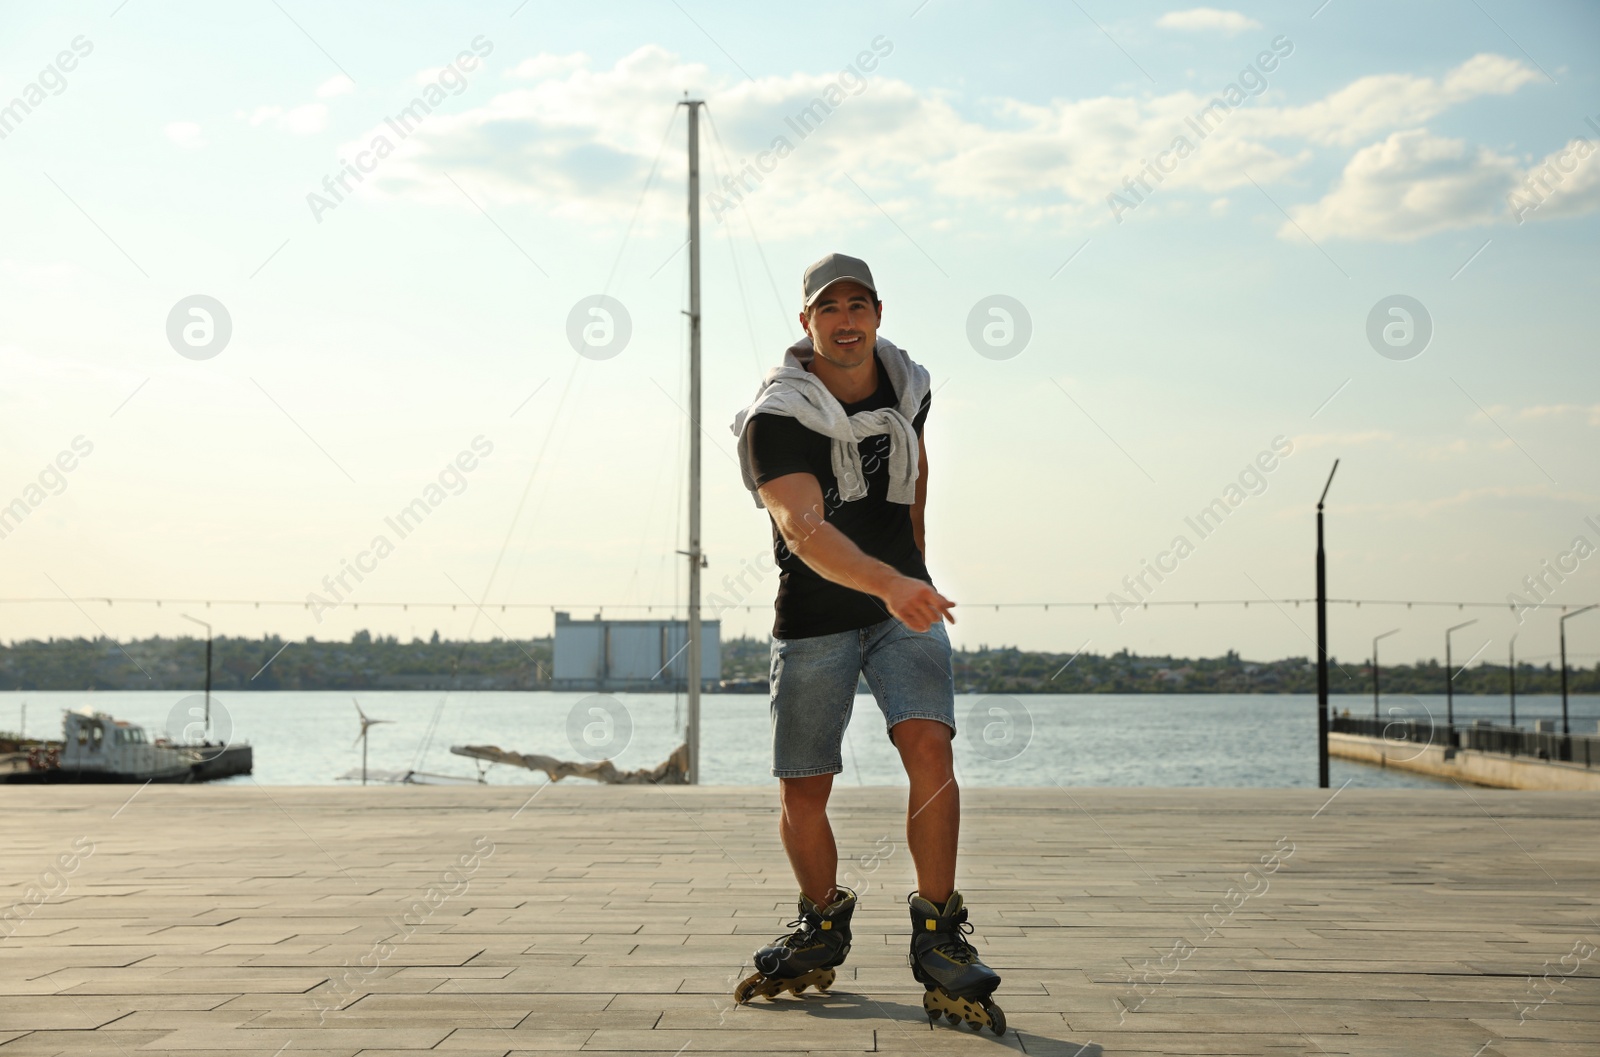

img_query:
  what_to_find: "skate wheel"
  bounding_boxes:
[983,998,1007,1036]
[733,970,772,1005]
[793,982,808,993]
[944,1012,960,1024]
[815,969,835,991]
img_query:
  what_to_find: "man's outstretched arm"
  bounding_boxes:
[758,472,955,633]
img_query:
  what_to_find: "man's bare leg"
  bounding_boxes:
[779,773,838,905]
[892,721,1005,1031]
[891,718,959,904]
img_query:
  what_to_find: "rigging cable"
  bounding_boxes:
[702,104,796,340]
[697,112,767,380]
[499,105,682,606]
[415,105,683,767]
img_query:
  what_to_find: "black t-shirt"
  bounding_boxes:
[741,351,933,639]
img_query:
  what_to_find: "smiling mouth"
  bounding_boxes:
[832,334,865,348]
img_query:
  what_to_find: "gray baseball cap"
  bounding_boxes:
[802,252,877,308]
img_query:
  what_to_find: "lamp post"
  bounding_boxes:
[1444,619,1477,729]
[1559,605,1596,736]
[180,613,213,739]
[1372,628,1400,722]
[1314,460,1339,789]
[1508,633,1517,728]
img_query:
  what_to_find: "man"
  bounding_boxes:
[726,253,1005,1035]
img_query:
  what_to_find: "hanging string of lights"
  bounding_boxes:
[0,596,1593,613]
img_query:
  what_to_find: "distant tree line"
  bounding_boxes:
[0,631,549,692]
[1,633,1594,695]
[932,645,1599,697]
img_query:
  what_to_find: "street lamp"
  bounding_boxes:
[180,613,213,739]
[1444,619,1478,729]
[1559,605,1596,736]
[1314,459,1339,790]
[1372,628,1400,721]
[1508,633,1517,728]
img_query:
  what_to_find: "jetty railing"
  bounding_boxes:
[1331,714,1600,768]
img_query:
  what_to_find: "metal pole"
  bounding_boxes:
[1315,460,1338,789]
[1444,619,1477,731]
[1561,617,1568,736]
[1446,636,1453,725]
[204,634,213,736]
[1373,628,1399,722]
[1558,606,1594,737]
[1509,634,1516,727]
[180,614,213,742]
[1369,652,1376,720]
[684,97,704,786]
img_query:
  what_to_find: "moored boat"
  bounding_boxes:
[0,707,252,784]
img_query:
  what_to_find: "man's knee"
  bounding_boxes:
[891,718,954,762]
[779,774,832,820]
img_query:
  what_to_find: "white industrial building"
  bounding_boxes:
[551,611,721,692]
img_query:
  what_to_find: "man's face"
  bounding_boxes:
[800,280,881,369]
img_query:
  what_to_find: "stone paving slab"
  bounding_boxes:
[2,784,1597,1056]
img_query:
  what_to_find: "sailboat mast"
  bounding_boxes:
[684,98,703,785]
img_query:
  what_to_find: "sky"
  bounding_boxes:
[2,0,1598,674]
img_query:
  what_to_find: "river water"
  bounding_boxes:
[8,692,1595,788]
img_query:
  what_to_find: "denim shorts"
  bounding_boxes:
[768,617,957,778]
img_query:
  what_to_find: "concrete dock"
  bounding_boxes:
[2,784,1597,1056]
[1330,732,1600,791]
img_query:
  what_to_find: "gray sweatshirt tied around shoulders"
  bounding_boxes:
[728,334,931,510]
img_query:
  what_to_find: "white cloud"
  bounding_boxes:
[164,120,203,148]
[1156,8,1262,33]
[1285,129,1519,242]
[1238,54,1541,147]
[317,74,356,98]
[1511,402,1600,426]
[1418,438,1471,461]
[335,45,1555,240]
[346,46,716,221]
[508,54,588,80]
[243,102,329,135]
[357,45,1310,234]
[281,102,329,134]
[1508,137,1600,224]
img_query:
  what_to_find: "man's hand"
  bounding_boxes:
[883,574,956,633]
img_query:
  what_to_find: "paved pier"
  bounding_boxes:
[2,784,1596,1056]
[1330,732,1600,791]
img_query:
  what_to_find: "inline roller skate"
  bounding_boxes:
[734,886,856,1002]
[907,890,1006,1035]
